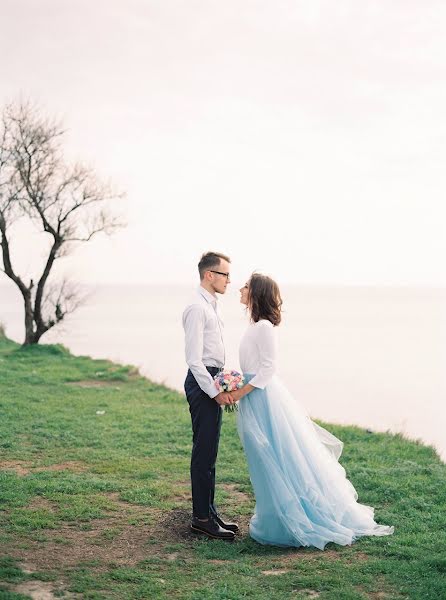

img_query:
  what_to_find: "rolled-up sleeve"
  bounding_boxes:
[183,304,219,398]
[249,321,277,389]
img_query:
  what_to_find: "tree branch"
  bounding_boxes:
[0,213,28,296]
[0,98,125,344]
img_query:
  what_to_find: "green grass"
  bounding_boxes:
[0,333,445,599]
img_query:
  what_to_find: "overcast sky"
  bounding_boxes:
[1,0,445,286]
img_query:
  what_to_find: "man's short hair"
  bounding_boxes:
[198,251,231,280]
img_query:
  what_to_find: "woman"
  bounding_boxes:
[230,273,394,549]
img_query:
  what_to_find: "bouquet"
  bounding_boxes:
[214,370,244,412]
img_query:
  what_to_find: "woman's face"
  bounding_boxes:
[239,281,250,306]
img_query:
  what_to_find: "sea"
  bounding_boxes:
[1,283,445,461]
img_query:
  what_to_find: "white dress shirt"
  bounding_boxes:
[239,319,277,389]
[182,286,225,398]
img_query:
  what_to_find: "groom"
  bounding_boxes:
[182,251,239,540]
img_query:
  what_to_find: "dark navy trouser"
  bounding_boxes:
[184,367,222,519]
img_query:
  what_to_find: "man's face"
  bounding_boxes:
[210,259,231,294]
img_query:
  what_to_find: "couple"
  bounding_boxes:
[182,251,394,547]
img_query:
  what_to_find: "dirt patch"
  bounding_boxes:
[4,497,198,574]
[158,508,196,541]
[1,460,32,476]
[66,380,122,388]
[172,481,192,502]
[293,591,320,598]
[261,569,290,575]
[10,580,62,599]
[366,592,393,599]
[4,562,82,599]
[346,551,369,562]
[27,497,56,512]
[165,552,179,561]
[38,461,87,473]
[6,511,159,572]
[1,460,88,477]
[220,483,252,504]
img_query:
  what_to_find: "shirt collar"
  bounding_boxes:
[198,285,218,306]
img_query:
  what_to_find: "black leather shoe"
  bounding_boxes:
[191,516,235,541]
[213,513,240,533]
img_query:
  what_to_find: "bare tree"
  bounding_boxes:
[0,100,124,345]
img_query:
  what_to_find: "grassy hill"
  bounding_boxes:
[0,333,445,599]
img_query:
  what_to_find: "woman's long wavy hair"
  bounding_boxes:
[247,273,282,326]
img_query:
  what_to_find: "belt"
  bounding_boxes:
[186,366,223,378]
[205,366,223,375]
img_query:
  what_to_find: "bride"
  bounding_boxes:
[229,273,394,549]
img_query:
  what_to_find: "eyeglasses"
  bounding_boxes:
[209,270,231,280]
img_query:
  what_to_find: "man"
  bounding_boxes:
[182,251,239,541]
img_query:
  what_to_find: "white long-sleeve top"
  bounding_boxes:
[182,286,225,398]
[239,319,277,389]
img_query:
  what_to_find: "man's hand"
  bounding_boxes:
[215,392,234,406]
[230,389,242,402]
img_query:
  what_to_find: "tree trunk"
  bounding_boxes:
[22,288,36,345]
[33,240,60,339]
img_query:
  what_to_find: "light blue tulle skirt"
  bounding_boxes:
[237,375,394,549]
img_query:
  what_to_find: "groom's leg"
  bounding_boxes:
[209,406,222,515]
[185,370,222,520]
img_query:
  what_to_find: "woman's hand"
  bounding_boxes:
[231,383,255,402]
[230,388,243,402]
